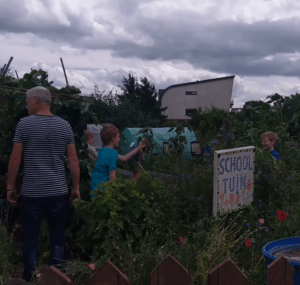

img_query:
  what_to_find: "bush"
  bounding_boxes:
[0,224,21,284]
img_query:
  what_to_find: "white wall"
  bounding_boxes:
[161,77,234,120]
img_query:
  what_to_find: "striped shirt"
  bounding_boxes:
[13,114,75,197]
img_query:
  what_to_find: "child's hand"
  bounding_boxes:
[139,139,148,150]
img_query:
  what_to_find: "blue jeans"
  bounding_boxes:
[21,194,69,282]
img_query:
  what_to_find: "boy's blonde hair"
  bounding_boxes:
[100,123,119,146]
[261,131,277,144]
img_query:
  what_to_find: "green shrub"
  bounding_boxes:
[0,224,21,284]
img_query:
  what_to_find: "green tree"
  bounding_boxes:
[117,73,167,126]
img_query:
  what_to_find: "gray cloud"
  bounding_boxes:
[1,0,300,82]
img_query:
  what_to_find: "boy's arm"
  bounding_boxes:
[109,170,117,180]
[118,141,147,162]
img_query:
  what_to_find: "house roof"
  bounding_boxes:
[158,75,235,106]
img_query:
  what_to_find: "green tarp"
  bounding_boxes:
[120,128,198,159]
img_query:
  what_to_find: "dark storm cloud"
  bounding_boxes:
[0,0,94,42]
[1,0,300,77]
[110,13,300,77]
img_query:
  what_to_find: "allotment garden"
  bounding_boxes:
[1,70,300,284]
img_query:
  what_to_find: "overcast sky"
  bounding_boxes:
[1,0,300,107]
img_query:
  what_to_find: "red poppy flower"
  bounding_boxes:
[245,239,253,248]
[277,210,288,221]
[179,237,185,246]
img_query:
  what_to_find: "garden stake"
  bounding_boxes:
[15,70,19,81]
[1,64,6,77]
[0,57,13,83]
[60,57,69,87]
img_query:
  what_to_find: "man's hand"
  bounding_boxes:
[70,188,81,204]
[7,190,17,207]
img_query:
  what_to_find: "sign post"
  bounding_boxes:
[213,146,255,217]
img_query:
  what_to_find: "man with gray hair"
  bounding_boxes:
[6,86,80,282]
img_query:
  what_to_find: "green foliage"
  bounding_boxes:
[72,175,152,255]
[3,68,300,284]
[191,107,231,146]
[0,224,21,284]
[168,124,193,156]
[116,73,167,128]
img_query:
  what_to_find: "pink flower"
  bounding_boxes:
[258,219,264,225]
[236,194,240,203]
[246,180,253,191]
[88,264,95,271]
[229,194,235,204]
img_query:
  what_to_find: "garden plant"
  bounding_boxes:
[1,69,300,284]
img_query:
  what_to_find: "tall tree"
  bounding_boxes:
[117,73,167,125]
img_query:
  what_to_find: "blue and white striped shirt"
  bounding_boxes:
[13,114,75,197]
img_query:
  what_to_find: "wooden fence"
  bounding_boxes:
[5,254,295,285]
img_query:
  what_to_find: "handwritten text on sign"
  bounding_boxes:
[213,146,255,216]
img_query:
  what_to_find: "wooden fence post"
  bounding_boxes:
[149,254,190,285]
[88,261,130,285]
[267,255,294,285]
[36,266,72,285]
[207,259,248,285]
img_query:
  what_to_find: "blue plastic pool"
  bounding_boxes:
[262,237,300,284]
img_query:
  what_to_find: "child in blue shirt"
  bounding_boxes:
[261,131,280,160]
[91,124,147,198]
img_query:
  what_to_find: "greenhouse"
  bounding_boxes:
[119,127,200,159]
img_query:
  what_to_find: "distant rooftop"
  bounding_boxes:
[158,75,235,106]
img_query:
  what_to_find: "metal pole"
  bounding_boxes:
[0,57,13,81]
[60,57,69,86]
[15,70,20,80]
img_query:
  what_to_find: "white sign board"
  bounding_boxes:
[213,146,255,216]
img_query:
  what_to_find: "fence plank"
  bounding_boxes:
[285,258,295,285]
[207,266,218,285]
[208,259,248,285]
[267,256,295,285]
[88,261,130,285]
[36,266,72,285]
[4,278,27,285]
[149,254,190,285]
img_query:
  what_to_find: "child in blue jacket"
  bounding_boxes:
[261,131,280,160]
[91,124,147,198]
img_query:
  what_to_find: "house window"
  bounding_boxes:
[186,91,197,95]
[186,109,197,116]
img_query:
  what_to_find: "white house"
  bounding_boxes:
[159,75,235,120]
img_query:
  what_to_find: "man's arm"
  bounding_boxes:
[6,143,23,206]
[6,143,23,189]
[66,144,80,200]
